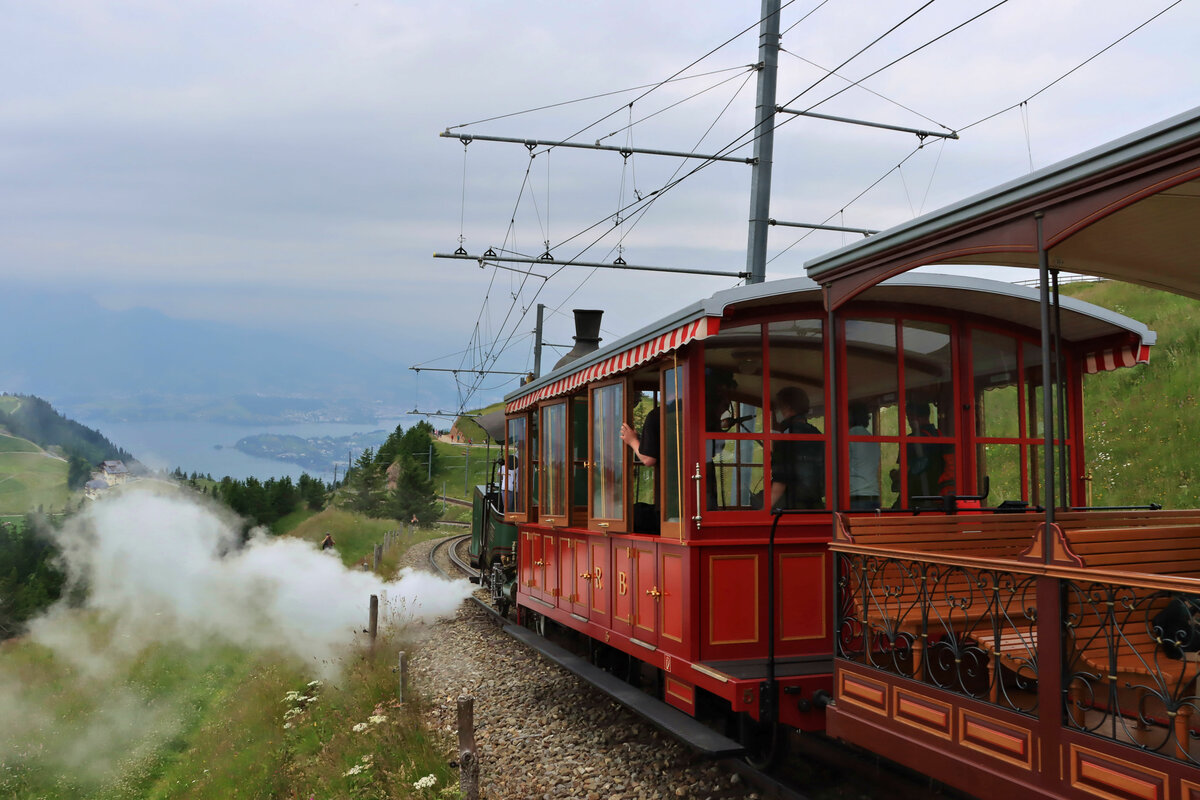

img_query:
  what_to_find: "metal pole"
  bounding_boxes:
[1036,213,1056,532]
[534,303,545,379]
[1052,270,1069,509]
[465,447,470,496]
[428,444,433,480]
[745,0,782,285]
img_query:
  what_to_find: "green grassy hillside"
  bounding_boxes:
[1068,281,1200,508]
[0,436,69,514]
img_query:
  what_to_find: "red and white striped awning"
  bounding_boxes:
[506,317,719,413]
[1083,343,1152,374]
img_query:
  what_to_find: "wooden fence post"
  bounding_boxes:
[369,594,379,643]
[397,650,406,702]
[373,543,382,572]
[457,695,479,800]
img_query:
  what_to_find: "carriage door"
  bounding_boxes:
[613,541,659,646]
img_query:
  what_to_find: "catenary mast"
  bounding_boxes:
[745,0,782,285]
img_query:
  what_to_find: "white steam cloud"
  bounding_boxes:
[0,487,474,782]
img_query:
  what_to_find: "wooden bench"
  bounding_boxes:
[836,513,1042,687]
[840,510,1200,756]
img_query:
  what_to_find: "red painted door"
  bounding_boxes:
[613,541,634,638]
[632,542,658,646]
[588,537,610,628]
[541,532,558,603]
[521,530,541,596]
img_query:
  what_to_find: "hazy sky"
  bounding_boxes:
[3,1,1197,413]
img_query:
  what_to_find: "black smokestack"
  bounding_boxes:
[553,309,603,370]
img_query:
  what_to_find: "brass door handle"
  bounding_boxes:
[534,560,545,567]
[580,572,593,579]
[645,586,662,599]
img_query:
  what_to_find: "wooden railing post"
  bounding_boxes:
[457,695,479,800]
[369,594,379,643]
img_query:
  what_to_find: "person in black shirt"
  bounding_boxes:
[770,387,824,510]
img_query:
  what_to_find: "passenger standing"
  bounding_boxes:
[847,403,881,510]
[770,387,824,510]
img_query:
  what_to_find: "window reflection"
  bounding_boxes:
[505,416,526,515]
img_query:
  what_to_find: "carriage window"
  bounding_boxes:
[572,395,588,519]
[540,402,568,522]
[704,324,764,434]
[767,319,826,510]
[709,439,764,510]
[845,319,897,509]
[974,331,1020,439]
[903,321,955,435]
[662,365,683,530]
[589,382,625,529]
[505,415,526,516]
[973,331,1022,504]
[845,318,899,437]
[703,324,765,511]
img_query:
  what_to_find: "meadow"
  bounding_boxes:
[0,513,458,800]
[0,434,69,515]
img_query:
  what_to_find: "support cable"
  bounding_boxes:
[958,1,1182,134]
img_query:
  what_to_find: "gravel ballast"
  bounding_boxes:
[401,536,758,800]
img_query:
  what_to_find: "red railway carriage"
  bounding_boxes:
[501,272,1152,737]
[807,107,1200,800]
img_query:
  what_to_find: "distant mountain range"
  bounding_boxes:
[0,288,413,424]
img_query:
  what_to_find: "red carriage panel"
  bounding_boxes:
[703,551,760,659]
[778,550,827,647]
[659,548,686,653]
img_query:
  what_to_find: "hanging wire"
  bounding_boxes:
[1020,101,1035,173]
[918,136,946,216]
[959,1,1182,133]
[779,48,951,131]
[797,0,1010,121]
[444,65,756,132]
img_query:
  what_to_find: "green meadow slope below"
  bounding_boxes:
[1068,281,1200,508]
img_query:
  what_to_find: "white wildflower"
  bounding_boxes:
[343,764,365,777]
[307,680,322,688]
[368,714,387,725]
[413,774,437,790]
[352,722,369,733]
[283,722,293,730]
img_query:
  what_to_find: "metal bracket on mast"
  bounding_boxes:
[434,250,748,279]
[776,107,959,141]
[440,131,754,165]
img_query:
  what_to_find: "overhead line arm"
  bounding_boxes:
[769,219,879,236]
[440,131,755,164]
[435,251,747,279]
[776,106,959,140]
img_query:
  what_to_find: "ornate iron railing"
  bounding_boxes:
[835,551,1039,716]
[1064,580,1200,763]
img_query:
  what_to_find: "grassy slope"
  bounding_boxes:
[0,509,456,800]
[0,437,69,514]
[1067,280,1200,508]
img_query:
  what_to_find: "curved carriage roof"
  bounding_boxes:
[805,104,1200,308]
[504,273,1153,412]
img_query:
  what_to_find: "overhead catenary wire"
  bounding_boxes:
[446,1,1176,413]
[957,0,1183,134]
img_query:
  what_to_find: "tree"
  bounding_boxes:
[347,447,385,516]
[389,454,442,527]
[66,455,91,490]
[298,473,327,511]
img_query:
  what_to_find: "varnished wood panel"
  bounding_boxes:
[957,708,1034,771]
[1067,743,1167,800]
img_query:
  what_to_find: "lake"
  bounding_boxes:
[80,419,411,482]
